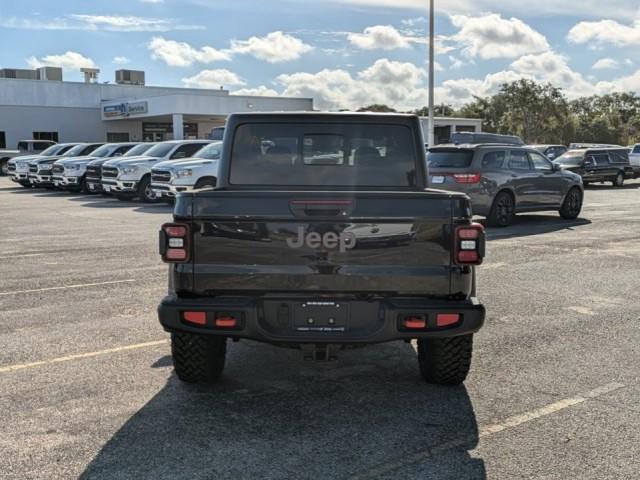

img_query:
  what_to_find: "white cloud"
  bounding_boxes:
[327,0,637,21]
[149,36,230,67]
[348,25,411,50]
[449,56,465,70]
[592,58,620,70]
[229,31,313,63]
[275,58,431,110]
[568,19,640,47]
[27,51,96,70]
[113,56,131,65]
[450,13,550,59]
[182,69,246,88]
[0,14,202,32]
[232,86,280,97]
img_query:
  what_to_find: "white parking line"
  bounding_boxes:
[0,253,45,260]
[0,279,138,296]
[352,382,625,479]
[0,340,168,373]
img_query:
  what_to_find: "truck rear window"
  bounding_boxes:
[427,150,474,168]
[229,123,417,187]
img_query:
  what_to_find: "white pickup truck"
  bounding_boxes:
[150,141,222,200]
[1,140,57,175]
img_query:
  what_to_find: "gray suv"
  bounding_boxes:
[427,144,584,227]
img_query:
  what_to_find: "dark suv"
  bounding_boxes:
[553,147,632,187]
[427,144,584,227]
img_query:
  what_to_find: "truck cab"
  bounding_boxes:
[157,113,486,386]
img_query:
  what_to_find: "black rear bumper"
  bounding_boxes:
[158,295,485,344]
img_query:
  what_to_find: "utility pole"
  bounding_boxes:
[427,0,435,147]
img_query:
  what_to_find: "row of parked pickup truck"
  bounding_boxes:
[6,139,222,202]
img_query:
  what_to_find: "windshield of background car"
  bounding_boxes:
[124,143,154,157]
[195,142,222,160]
[427,149,474,168]
[230,123,417,187]
[554,152,584,166]
[41,144,70,156]
[90,145,114,158]
[145,143,174,158]
[63,145,89,157]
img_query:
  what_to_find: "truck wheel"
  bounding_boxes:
[559,187,582,220]
[612,172,624,187]
[171,332,227,384]
[417,334,473,385]
[195,178,217,190]
[137,176,155,203]
[0,159,8,176]
[487,192,515,227]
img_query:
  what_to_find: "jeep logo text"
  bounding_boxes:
[287,227,356,252]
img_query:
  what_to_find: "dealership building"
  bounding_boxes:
[0,68,313,149]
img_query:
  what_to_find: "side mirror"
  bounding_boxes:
[173,152,187,159]
[552,163,561,172]
[583,159,595,168]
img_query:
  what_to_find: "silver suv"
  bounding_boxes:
[101,140,212,202]
[427,144,584,227]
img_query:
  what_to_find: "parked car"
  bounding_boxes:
[553,147,633,187]
[86,143,157,193]
[427,144,584,227]
[101,140,212,202]
[628,144,640,178]
[8,143,76,187]
[150,141,222,200]
[157,112,486,386]
[27,143,83,188]
[50,143,105,191]
[1,140,57,176]
[529,144,567,161]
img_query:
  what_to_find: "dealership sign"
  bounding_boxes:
[103,101,148,118]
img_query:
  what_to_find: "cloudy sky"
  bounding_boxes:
[1,0,639,109]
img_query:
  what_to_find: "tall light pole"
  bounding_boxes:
[427,0,435,147]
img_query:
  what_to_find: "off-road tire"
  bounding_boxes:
[417,334,473,385]
[171,332,227,384]
[612,171,624,187]
[559,187,582,220]
[194,178,217,190]
[487,191,515,227]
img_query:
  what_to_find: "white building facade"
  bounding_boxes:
[0,77,313,148]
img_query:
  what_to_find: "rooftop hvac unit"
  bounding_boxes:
[36,67,63,81]
[0,68,38,80]
[115,69,145,86]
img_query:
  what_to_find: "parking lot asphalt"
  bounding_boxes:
[0,178,639,480]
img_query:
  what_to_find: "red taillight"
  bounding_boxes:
[215,316,237,328]
[403,316,426,329]
[161,223,190,263]
[454,223,485,265]
[436,313,460,327]
[183,311,207,326]
[453,173,481,184]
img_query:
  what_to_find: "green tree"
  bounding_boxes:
[356,104,397,113]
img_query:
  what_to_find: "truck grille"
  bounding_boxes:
[86,165,102,180]
[151,170,171,184]
[52,164,64,175]
[29,165,38,173]
[102,167,118,179]
[8,163,16,172]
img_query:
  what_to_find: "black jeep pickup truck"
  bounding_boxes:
[158,112,486,385]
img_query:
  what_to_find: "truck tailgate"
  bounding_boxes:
[185,191,464,297]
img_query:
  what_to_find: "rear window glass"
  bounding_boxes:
[230,123,417,187]
[427,150,473,168]
[481,151,506,169]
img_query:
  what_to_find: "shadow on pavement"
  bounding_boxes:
[80,342,485,480]
[584,182,640,190]
[483,215,592,241]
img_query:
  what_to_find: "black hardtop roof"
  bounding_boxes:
[227,111,420,124]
